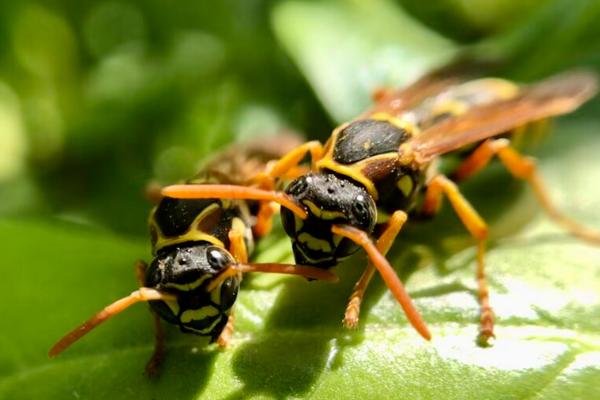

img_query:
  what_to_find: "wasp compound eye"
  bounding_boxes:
[352,196,369,221]
[207,247,231,272]
[286,175,309,197]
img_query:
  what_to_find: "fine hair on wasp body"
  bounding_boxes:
[162,70,600,347]
[48,135,337,376]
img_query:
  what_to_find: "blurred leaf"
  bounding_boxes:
[0,82,26,181]
[472,0,600,79]
[272,0,459,123]
[1,120,599,399]
[398,0,551,41]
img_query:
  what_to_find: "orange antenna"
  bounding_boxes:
[49,288,176,358]
[207,262,339,292]
[162,184,307,220]
[238,263,339,282]
[331,224,431,341]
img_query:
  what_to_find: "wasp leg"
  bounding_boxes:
[453,138,600,245]
[253,201,277,238]
[228,224,249,264]
[135,261,166,377]
[214,226,251,347]
[343,210,408,328]
[332,224,431,341]
[422,175,493,346]
[251,140,323,190]
[216,313,236,348]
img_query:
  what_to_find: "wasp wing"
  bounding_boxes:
[406,70,598,163]
[364,65,475,118]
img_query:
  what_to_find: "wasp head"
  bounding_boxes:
[145,244,240,340]
[281,172,376,269]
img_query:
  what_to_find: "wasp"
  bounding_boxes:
[162,70,600,345]
[48,135,336,375]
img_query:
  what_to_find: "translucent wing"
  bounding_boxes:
[364,66,469,118]
[406,70,598,163]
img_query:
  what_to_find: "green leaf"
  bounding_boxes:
[1,120,600,399]
[272,0,459,123]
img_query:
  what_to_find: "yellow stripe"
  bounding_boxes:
[151,202,225,253]
[180,306,220,323]
[165,300,180,317]
[298,232,332,252]
[302,200,346,220]
[163,275,211,291]
[396,175,414,197]
[316,157,378,199]
[369,112,420,136]
[184,315,224,334]
[294,242,335,263]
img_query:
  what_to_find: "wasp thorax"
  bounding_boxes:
[281,172,376,268]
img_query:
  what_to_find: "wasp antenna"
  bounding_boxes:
[48,288,176,358]
[331,224,432,341]
[161,184,307,220]
[206,265,241,292]
[238,263,338,282]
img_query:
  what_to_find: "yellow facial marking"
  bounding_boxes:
[163,275,211,291]
[294,242,335,263]
[396,175,414,197]
[180,306,220,324]
[298,232,332,252]
[184,315,224,334]
[210,283,222,305]
[165,300,180,317]
[303,200,346,220]
[294,215,304,233]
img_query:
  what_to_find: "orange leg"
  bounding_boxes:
[453,138,600,245]
[253,202,277,238]
[331,224,431,341]
[251,140,323,190]
[213,224,254,347]
[216,313,236,348]
[135,261,166,377]
[343,210,408,328]
[228,224,249,264]
[423,175,493,346]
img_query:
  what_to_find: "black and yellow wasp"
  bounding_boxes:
[163,70,600,345]
[48,135,336,374]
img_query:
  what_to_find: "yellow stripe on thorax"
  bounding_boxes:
[316,113,419,200]
[151,202,225,253]
[317,153,399,200]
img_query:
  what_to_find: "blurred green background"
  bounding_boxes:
[1,1,600,399]
[1,0,599,236]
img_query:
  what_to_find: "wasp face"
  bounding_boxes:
[281,172,377,268]
[145,244,240,340]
